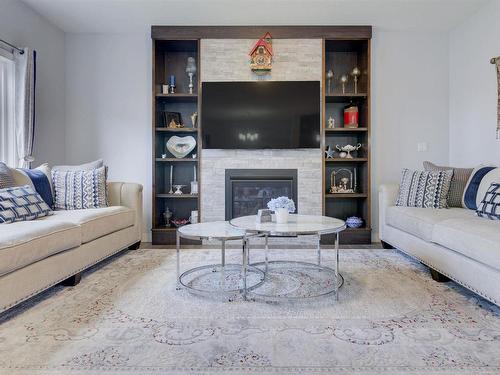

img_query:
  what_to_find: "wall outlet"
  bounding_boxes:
[417,142,428,152]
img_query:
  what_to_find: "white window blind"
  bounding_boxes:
[0,52,16,166]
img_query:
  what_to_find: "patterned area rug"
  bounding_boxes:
[1,248,500,374]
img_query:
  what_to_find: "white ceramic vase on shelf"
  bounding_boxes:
[275,208,289,224]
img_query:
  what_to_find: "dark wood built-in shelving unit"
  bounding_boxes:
[152,26,372,245]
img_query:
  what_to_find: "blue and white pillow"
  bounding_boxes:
[477,183,500,220]
[52,166,108,210]
[8,163,54,208]
[463,166,499,210]
[0,185,53,223]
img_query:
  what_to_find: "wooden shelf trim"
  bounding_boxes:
[156,158,198,162]
[156,194,198,199]
[325,127,368,132]
[156,93,198,98]
[156,127,198,132]
[325,193,368,199]
[325,157,368,162]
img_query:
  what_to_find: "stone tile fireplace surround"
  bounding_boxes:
[200,39,323,228]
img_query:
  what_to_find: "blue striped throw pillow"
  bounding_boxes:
[477,183,500,220]
[0,185,53,223]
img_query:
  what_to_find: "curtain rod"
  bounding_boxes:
[0,38,24,54]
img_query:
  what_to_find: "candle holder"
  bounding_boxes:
[185,57,197,95]
[340,74,349,94]
[169,75,176,94]
[351,67,361,94]
[326,69,334,94]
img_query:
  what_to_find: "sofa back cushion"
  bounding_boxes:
[0,185,53,223]
[476,183,500,220]
[462,166,499,210]
[396,169,453,209]
[52,166,108,210]
[423,161,473,208]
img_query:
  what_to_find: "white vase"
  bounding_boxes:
[275,208,289,224]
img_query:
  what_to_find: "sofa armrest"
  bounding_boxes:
[107,182,143,240]
[378,184,399,241]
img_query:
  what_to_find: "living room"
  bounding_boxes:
[0,0,499,373]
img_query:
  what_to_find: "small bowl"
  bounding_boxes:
[171,218,190,228]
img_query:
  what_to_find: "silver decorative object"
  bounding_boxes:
[190,112,198,128]
[169,165,174,194]
[163,207,173,227]
[173,184,186,195]
[340,74,349,94]
[336,143,362,159]
[256,209,272,223]
[185,57,197,94]
[324,145,335,159]
[351,67,361,94]
[326,69,334,94]
[190,165,198,195]
[330,168,357,194]
[166,135,196,158]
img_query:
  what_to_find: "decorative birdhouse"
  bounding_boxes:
[249,32,273,74]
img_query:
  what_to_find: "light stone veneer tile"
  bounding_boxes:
[201,39,322,244]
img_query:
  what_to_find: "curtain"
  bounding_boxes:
[0,52,16,166]
[496,57,500,140]
[14,48,36,168]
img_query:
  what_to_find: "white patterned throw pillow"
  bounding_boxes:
[396,169,453,209]
[0,185,53,223]
[52,166,108,210]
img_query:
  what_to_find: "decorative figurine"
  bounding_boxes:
[163,207,173,227]
[190,165,198,195]
[329,168,357,194]
[351,67,361,94]
[190,112,198,128]
[340,74,349,94]
[326,69,334,94]
[169,75,176,94]
[324,145,335,159]
[327,116,335,129]
[185,57,197,94]
[173,184,186,195]
[249,32,273,74]
[336,144,362,159]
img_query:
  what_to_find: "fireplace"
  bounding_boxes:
[225,169,298,220]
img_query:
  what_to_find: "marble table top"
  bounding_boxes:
[230,214,346,235]
[178,221,247,240]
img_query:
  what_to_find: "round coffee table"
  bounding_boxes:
[176,221,264,299]
[230,214,346,301]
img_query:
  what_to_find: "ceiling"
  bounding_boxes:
[22,0,488,34]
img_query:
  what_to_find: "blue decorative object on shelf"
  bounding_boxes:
[346,216,363,228]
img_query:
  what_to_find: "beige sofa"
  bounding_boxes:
[379,184,500,306]
[0,182,143,313]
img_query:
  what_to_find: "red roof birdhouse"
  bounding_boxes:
[249,32,273,74]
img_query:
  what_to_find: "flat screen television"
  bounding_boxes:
[201,81,320,149]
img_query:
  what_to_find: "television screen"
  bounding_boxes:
[201,81,320,149]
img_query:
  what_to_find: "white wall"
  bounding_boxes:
[449,0,500,166]
[0,0,65,166]
[65,33,151,241]
[371,30,450,238]
[63,30,451,241]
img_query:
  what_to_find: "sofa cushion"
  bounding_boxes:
[432,217,500,271]
[0,220,81,276]
[386,206,474,242]
[43,206,135,244]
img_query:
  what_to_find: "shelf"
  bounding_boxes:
[152,227,176,232]
[156,93,197,98]
[326,93,367,103]
[325,127,367,133]
[156,194,198,199]
[156,158,198,162]
[325,158,368,162]
[156,127,198,133]
[325,193,367,199]
[156,93,198,103]
[344,227,369,232]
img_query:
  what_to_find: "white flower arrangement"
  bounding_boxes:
[267,196,296,213]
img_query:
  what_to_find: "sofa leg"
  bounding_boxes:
[61,272,82,286]
[430,268,450,282]
[381,240,394,249]
[129,241,141,250]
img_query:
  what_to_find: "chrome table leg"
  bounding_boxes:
[176,230,181,290]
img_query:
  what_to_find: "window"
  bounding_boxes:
[0,51,16,166]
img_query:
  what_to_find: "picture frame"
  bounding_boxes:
[163,111,182,128]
